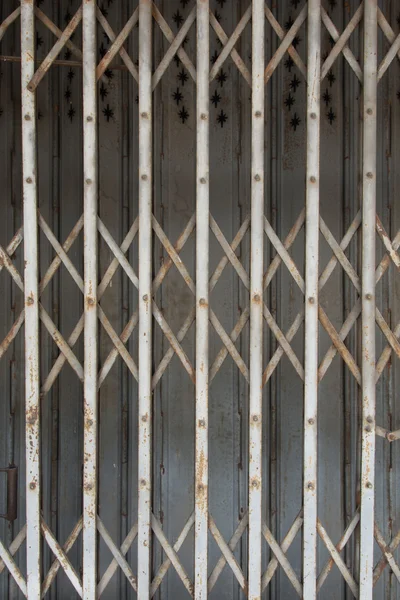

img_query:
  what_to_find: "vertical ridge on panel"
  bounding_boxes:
[195,0,209,598]
[359,1,377,597]
[21,1,41,597]
[82,2,98,598]
[248,1,264,598]
[303,1,321,597]
[138,1,152,597]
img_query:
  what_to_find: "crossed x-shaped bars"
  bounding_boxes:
[3,2,400,94]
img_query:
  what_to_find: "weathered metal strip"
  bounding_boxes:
[303,1,321,597]
[137,0,153,596]
[82,1,98,597]
[359,1,377,597]
[248,0,264,597]
[195,0,209,596]
[21,1,41,596]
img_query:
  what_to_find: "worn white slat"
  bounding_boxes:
[359,1,377,597]
[82,2,98,597]
[195,0,209,597]
[21,1,41,597]
[303,1,321,597]
[137,0,153,597]
[248,1,264,598]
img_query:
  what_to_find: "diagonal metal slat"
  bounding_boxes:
[321,5,362,82]
[96,7,139,81]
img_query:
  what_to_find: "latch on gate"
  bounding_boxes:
[0,466,18,522]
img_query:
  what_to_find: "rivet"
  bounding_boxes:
[366,481,373,489]
[87,297,95,305]
[201,113,207,120]
[86,115,93,122]
[308,297,315,304]
[365,293,372,300]
[141,479,147,487]
[310,112,317,119]
[198,483,205,493]
[253,294,260,302]
[366,416,373,424]
[307,482,315,490]
[143,294,148,302]
[29,482,36,490]
[86,178,92,185]
[365,425,371,433]
[141,112,148,119]
[141,174,148,181]
[308,417,315,425]
[255,111,262,118]
[87,419,93,427]
[26,177,32,184]
[24,114,31,121]
[366,108,373,115]
[199,297,206,306]
[198,418,206,428]
[366,172,373,179]
[200,177,207,184]
[310,176,316,183]
[27,296,34,305]
[388,433,395,442]
[252,415,259,422]
[141,415,148,422]
[251,479,259,488]
[254,174,261,182]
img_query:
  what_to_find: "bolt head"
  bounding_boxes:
[310,176,317,183]
[255,111,262,118]
[366,481,373,489]
[310,112,317,119]
[254,174,261,182]
[86,115,93,122]
[366,172,373,179]
[24,114,31,121]
[26,177,32,184]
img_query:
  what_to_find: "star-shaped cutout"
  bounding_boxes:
[36,33,44,49]
[174,55,181,67]
[211,50,219,65]
[67,69,75,82]
[67,106,76,122]
[103,104,114,122]
[323,89,332,106]
[290,112,301,131]
[216,0,226,6]
[105,68,114,80]
[178,106,189,123]
[178,69,188,85]
[216,69,227,87]
[173,10,184,27]
[64,48,72,61]
[211,90,221,107]
[217,109,228,128]
[284,93,295,110]
[215,11,222,23]
[172,88,184,105]
[290,75,300,92]
[180,0,190,6]
[100,83,108,101]
[327,107,336,124]
[284,57,294,72]
[64,10,72,24]
[64,87,72,101]
[327,69,336,86]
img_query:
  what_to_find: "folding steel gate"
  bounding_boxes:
[0,0,400,598]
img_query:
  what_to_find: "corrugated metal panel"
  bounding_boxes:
[0,0,399,598]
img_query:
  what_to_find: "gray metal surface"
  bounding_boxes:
[0,0,399,598]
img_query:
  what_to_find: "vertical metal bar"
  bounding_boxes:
[359,1,377,597]
[138,1,152,597]
[21,1,41,597]
[195,1,209,598]
[248,1,264,598]
[303,1,321,598]
[82,2,98,598]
